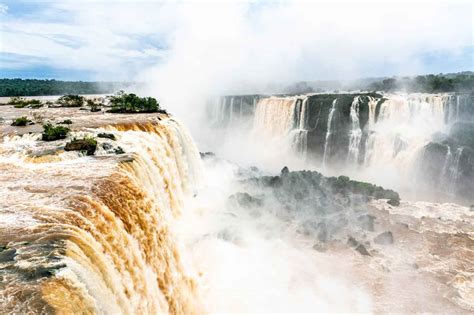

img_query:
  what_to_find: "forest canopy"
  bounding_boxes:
[0,79,132,97]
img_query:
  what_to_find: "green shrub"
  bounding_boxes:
[9,97,42,108]
[41,123,70,141]
[57,95,85,107]
[64,136,97,155]
[107,90,160,113]
[11,116,33,126]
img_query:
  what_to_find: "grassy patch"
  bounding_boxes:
[11,116,33,126]
[65,136,97,155]
[41,123,70,141]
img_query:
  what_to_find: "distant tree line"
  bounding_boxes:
[282,72,473,94]
[368,73,474,93]
[0,79,132,96]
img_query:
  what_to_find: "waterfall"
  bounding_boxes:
[0,119,204,314]
[322,99,337,167]
[253,96,299,138]
[253,96,310,157]
[367,96,378,126]
[363,94,449,169]
[239,97,243,120]
[229,97,234,125]
[456,95,460,121]
[441,145,452,184]
[448,147,464,193]
[347,96,362,164]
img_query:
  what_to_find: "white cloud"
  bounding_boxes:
[0,0,471,90]
[0,4,7,15]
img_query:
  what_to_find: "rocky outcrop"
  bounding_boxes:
[64,138,97,155]
[234,167,400,254]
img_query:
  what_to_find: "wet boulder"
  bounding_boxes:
[374,231,394,245]
[65,138,97,156]
[97,133,116,140]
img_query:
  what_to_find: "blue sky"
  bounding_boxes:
[0,0,472,82]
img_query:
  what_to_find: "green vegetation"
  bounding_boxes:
[97,132,116,140]
[328,175,400,203]
[11,116,33,126]
[60,119,73,125]
[369,72,474,93]
[57,95,85,107]
[0,79,131,97]
[87,99,101,112]
[7,97,43,108]
[64,136,98,155]
[41,123,70,141]
[108,91,160,113]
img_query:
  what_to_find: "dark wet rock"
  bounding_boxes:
[449,122,474,149]
[200,152,215,159]
[97,132,116,140]
[374,231,394,245]
[355,244,370,256]
[312,243,327,252]
[357,214,375,232]
[22,264,66,281]
[0,248,16,262]
[114,146,125,154]
[347,236,371,256]
[347,236,359,247]
[228,192,264,208]
[387,198,400,206]
[64,138,97,156]
[317,225,328,242]
[102,143,113,151]
[157,109,168,114]
[281,166,289,175]
[238,170,398,253]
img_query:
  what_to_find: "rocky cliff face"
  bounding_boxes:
[208,92,474,202]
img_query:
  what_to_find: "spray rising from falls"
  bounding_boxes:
[0,118,204,314]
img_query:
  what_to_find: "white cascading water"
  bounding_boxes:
[322,99,337,167]
[347,96,362,164]
[0,118,204,314]
[447,147,464,192]
[248,93,467,198]
[253,96,310,158]
[362,95,450,188]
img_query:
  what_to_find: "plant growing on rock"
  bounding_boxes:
[107,90,160,113]
[64,136,97,155]
[57,95,85,107]
[8,97,42,108]
[11,117,33,126]
[41,123,70,141]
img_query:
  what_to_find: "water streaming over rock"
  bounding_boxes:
[231,92,473,201]
[347,96,362,164]
[0,118,204,314]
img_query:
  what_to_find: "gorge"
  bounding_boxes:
[208,92,474,204]
[0,92,473,313]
